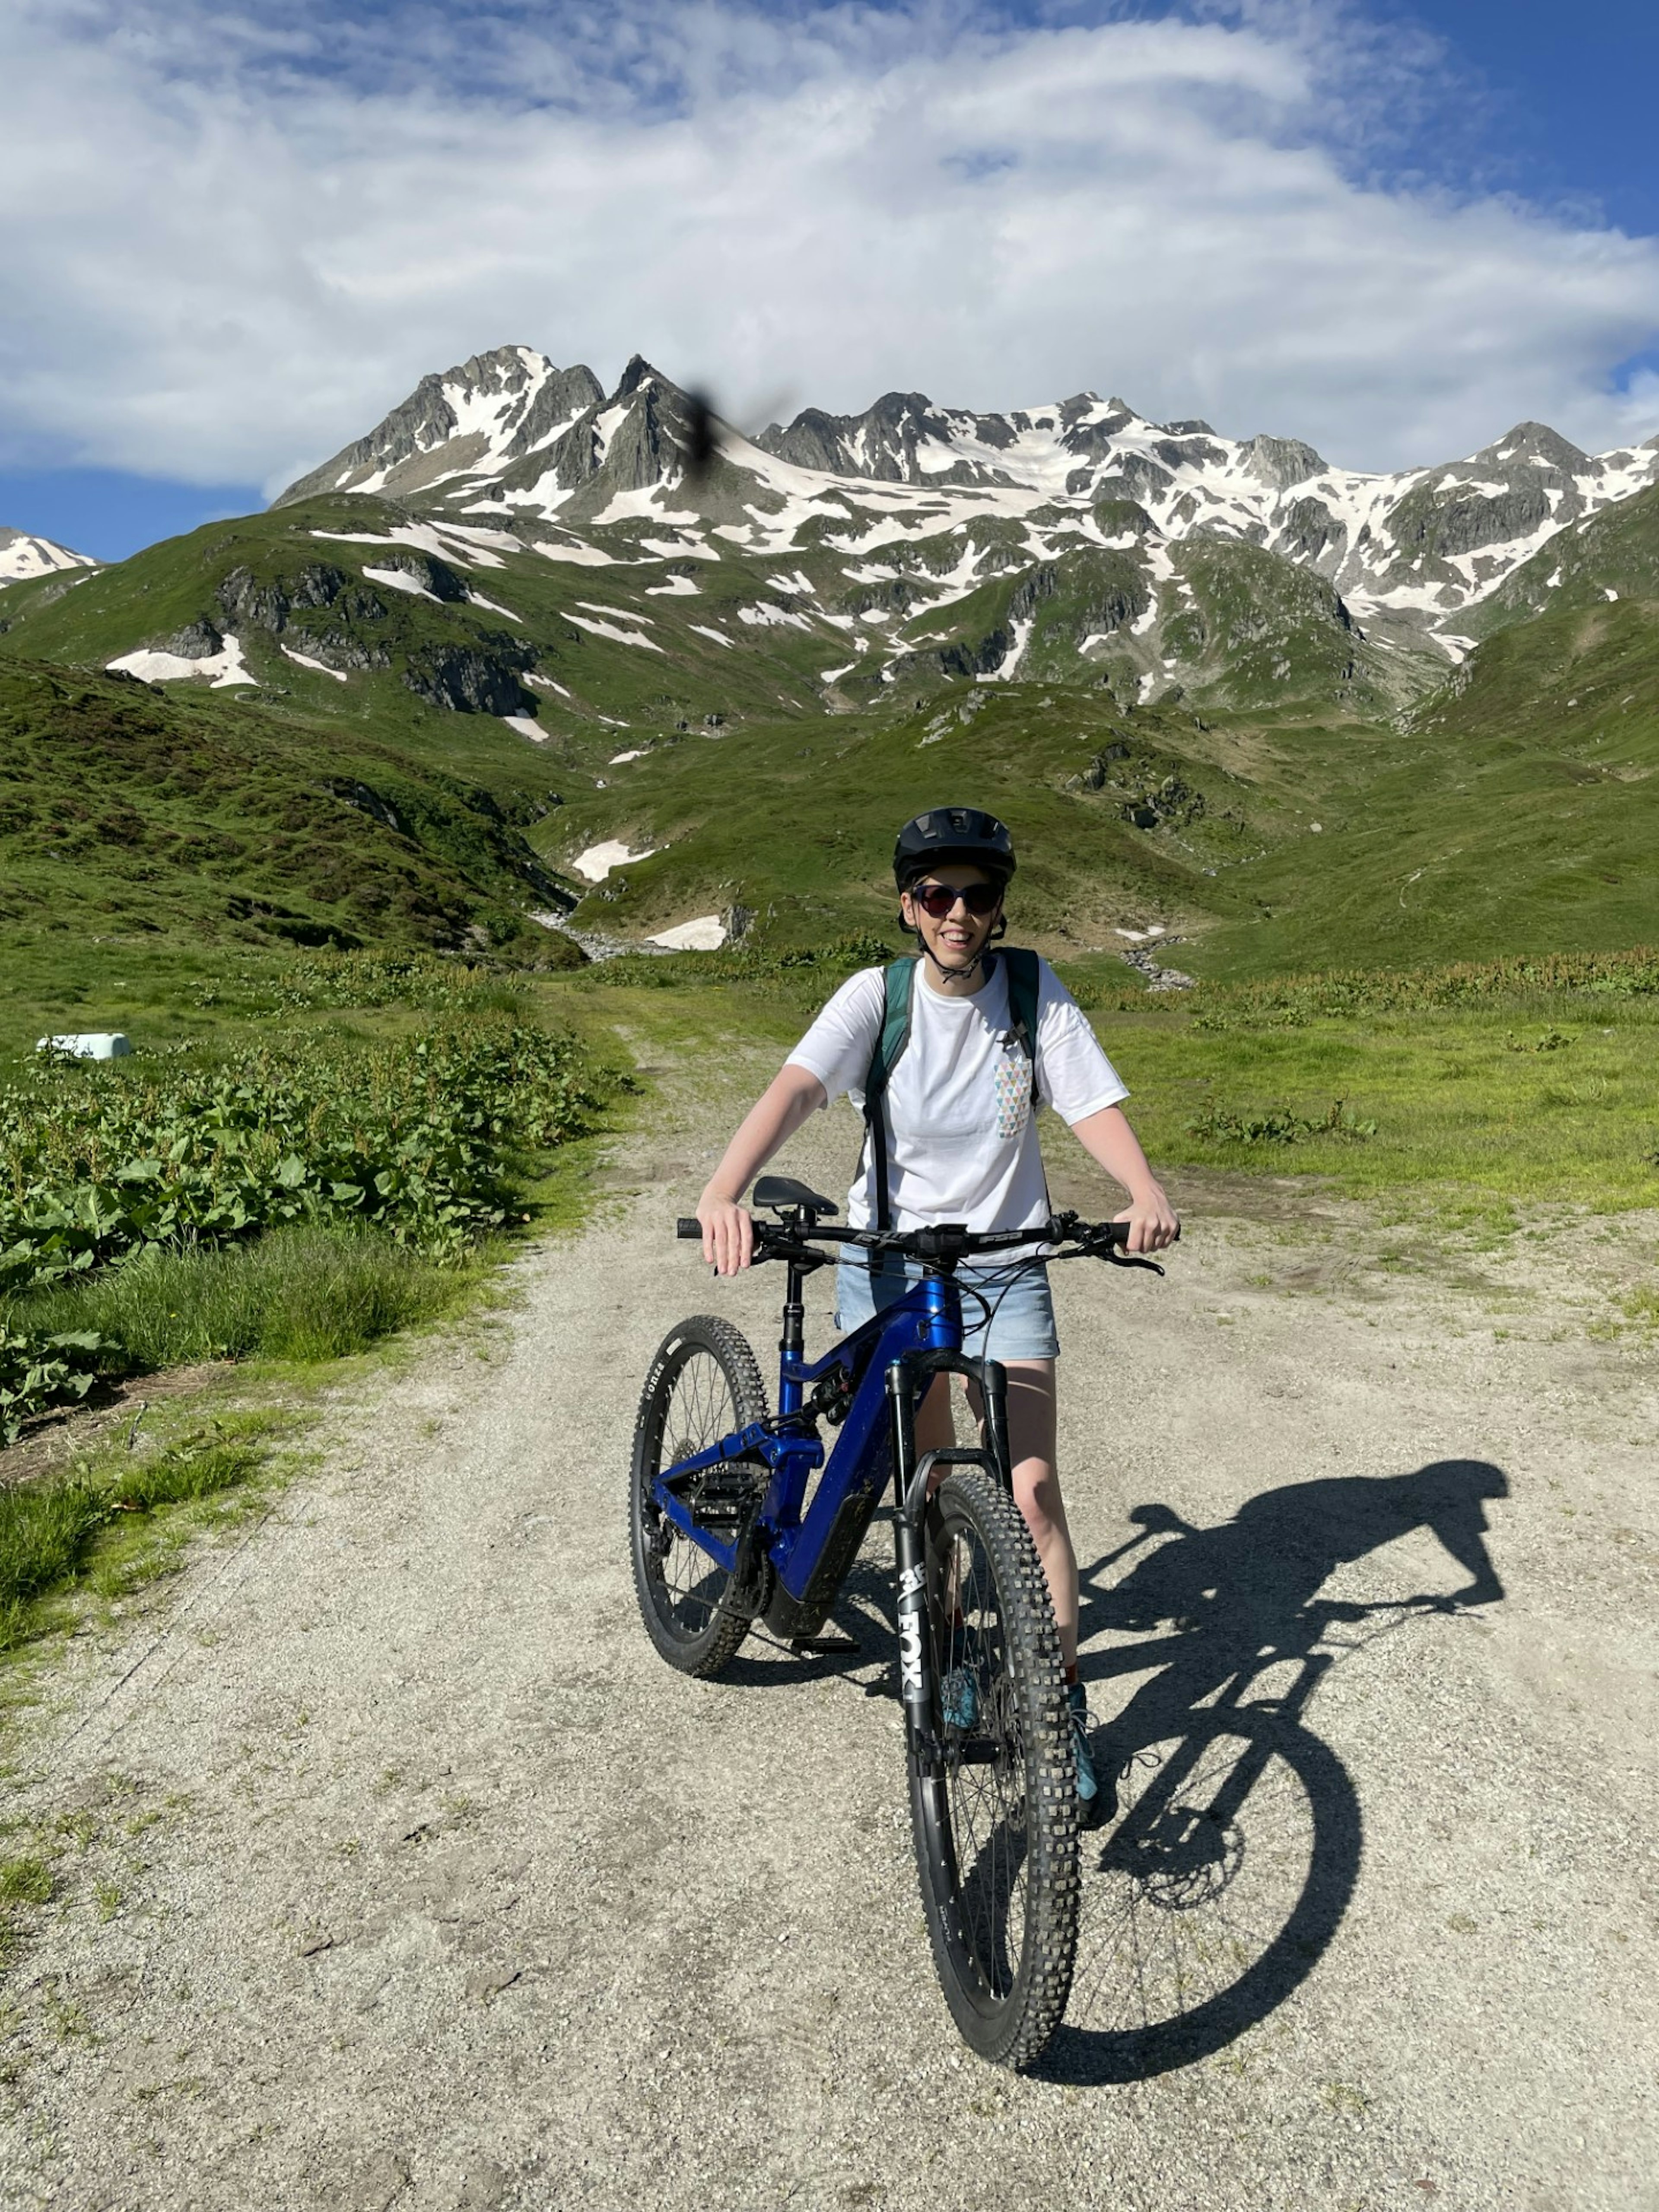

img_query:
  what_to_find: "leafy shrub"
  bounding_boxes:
[1187,1098,1377,1145]
[0,1019,596,1300]
[253,949,563,1014]
[1191,947,1659,1030]
[0,1327,102,1446]
[0,1019,598,1436]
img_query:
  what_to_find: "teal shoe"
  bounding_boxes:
[1067,1682,1101,1823]
[940,1665,979,1732]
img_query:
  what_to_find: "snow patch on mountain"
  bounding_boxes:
[282,644,348,682]
[110,635,254,687]
[1,527,97,584]
[573,840,657,882]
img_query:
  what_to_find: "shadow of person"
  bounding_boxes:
[1038,1458,1508,2085]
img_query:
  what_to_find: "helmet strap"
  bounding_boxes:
[899,907,995,983]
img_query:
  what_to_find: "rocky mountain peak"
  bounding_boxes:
[1239,434,1326,491]
[615,354,676,400]
[0,525,97,583]
[1474,421,1591,473]
[275,347,602,506]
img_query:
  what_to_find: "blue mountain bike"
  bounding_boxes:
[629,1174,1166,2069]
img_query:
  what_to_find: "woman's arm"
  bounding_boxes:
[1068,1103,1179,1254]
[696,1063,827,1274]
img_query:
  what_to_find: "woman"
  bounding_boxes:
[696,806,1179,1815]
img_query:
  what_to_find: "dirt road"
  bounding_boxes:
[3,1078,1657,2211]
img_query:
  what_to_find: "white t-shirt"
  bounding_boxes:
[785,956,1128,1232]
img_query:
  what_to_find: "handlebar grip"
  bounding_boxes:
[676,1218,703,1239]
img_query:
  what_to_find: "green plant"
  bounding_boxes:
[1505,1028,1573,1053]
[574,931,894,995]
[0,1019,597,1297]
[0,1856,53,1906]
[0,1019,599,1432]
[0,1423,271,1649]
[1186,1098,1377,1145]
[10,1225,474,1371]
[0,1326,102,1445]
[1189,948,1659,1031]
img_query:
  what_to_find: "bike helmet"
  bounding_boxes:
[892,806,1016,889]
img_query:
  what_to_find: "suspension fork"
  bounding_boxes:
[889,1360,932,1744]
[887,1351,1012,1759]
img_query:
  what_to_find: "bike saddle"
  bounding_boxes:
[752,1174,839,1217]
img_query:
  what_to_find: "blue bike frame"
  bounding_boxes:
[649,1259,1012,1656]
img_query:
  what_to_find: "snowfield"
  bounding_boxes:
[108,636,255,688]
[572,839,658,882]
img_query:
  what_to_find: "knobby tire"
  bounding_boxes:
[630,1314,768,1680]
[909,1466,1080,2069]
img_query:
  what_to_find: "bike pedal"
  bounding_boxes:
[791,1633,860,1657]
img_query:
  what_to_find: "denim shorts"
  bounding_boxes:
[834,1254,1060,1362]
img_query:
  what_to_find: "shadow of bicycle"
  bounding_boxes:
[1039,1456,1509,2085]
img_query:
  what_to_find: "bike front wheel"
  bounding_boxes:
[909,1466,1080,2069]
[630,1314,768,1679]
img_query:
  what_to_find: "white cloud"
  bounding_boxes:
[2,0,1656,490]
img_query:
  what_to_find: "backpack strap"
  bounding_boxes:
[861,957,917,1233]
[998,945,1053,1224]
[998,947,1043,1106]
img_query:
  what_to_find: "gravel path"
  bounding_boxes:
[3,1075,1657,2212]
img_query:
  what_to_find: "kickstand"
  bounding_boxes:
[791,1631,860,1658]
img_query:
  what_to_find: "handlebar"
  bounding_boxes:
[675,1211,1177,1265]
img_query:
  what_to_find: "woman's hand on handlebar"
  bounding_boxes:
[1114,1184,1180,1255]
[697,1189,754,1275]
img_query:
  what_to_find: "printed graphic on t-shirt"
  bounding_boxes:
[994,1042,1031,1138]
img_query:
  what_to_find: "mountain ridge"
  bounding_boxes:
[274,345,1659,655]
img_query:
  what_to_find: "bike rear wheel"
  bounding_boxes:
[630,1314,768,1679]
[909,1466,1079,2069]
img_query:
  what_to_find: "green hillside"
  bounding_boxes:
[1463,480,1659,641]
[2,462,1655,998]
[1186,590,1659,977]
[0,496,882,744]
[0,658,591,1044]
[549,682,1264,951]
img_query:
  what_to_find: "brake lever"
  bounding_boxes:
[1100,1245,1166,1276]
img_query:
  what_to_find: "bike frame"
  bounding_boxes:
[649,1255,1014,1735]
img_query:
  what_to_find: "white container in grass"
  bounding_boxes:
[36,1033,132,1059]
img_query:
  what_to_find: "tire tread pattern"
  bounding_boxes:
[913,1466,1080,2070]
[629,1314,768,1680]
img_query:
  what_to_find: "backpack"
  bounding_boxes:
[860,947,1043,1232]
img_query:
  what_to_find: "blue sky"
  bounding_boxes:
[2,0,1655,562]
[1364,0,1657,235]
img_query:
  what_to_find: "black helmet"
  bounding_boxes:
[892,807,1016,889]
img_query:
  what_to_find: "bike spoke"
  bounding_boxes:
[651,1349,742,1637]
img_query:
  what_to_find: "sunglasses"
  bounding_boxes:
[909,880,1003,919]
